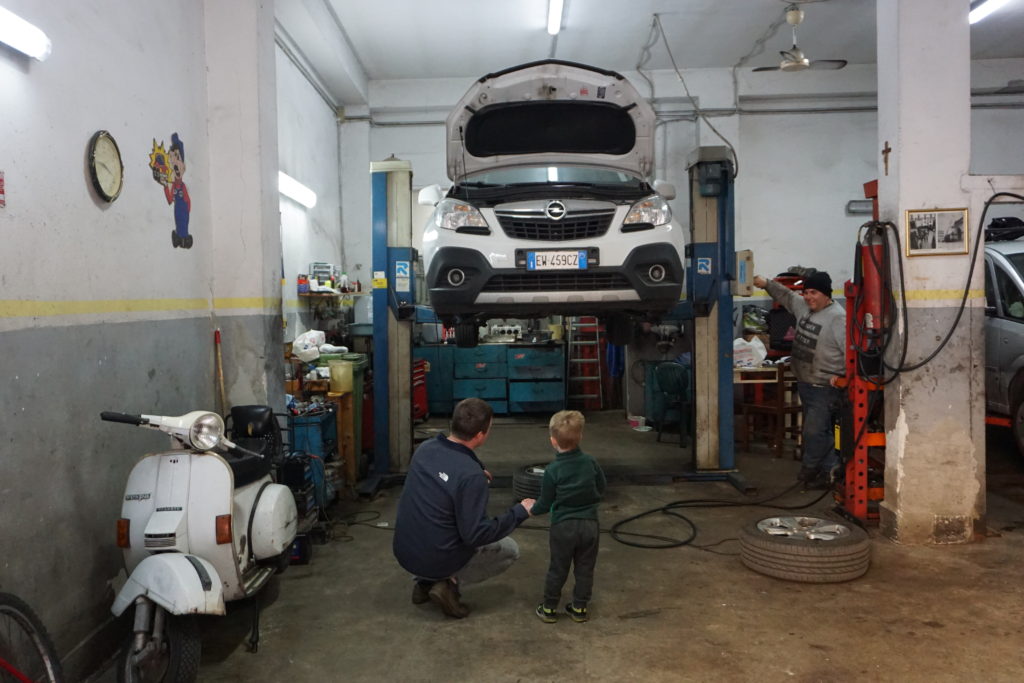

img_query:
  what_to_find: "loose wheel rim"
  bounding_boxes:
[0,605,59,683]
[755,516,851,541]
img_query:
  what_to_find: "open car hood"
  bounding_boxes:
[446,60,656,182]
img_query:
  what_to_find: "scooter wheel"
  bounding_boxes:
[118,613,199,683]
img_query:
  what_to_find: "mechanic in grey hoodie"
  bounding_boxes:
[753,271,846,488]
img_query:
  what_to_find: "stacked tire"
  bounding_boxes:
[512,464,546,501]
[739,516,871,583]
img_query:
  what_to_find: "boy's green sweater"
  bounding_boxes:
[531,447,606,524]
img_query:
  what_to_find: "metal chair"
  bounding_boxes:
[654,362,691,447]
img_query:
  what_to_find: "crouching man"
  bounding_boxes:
[393,397,535,618]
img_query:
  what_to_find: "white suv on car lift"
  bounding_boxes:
[418,60,686,347]
[984,216,1024,456]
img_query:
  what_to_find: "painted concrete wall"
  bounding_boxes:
[0,0,281,677]
[277,48,344,341]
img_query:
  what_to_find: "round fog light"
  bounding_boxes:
[447,268,466,287]
[648,264,666,282]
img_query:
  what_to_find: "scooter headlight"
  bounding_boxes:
[434,198,488,231]
[624,194,672,228]
[189,412,225,451]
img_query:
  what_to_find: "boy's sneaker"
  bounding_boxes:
[565,603,588,623]
[535,604,558,623]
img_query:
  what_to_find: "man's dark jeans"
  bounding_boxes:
[797,382,843,480]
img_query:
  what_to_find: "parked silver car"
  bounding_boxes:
[984,217,1024,456]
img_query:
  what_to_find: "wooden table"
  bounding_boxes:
[734,364,801,458]
[326,391,356,492]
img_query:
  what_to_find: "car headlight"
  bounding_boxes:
[189,412,225,451]
[434,198,488,231]
[624,195,672,227]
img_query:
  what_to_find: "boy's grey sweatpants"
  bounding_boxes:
[543,518,599,608]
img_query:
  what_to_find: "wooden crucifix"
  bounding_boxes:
[882,140,892,176]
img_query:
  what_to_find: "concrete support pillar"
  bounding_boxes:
[876,0,985,543]
[205,0,283,406]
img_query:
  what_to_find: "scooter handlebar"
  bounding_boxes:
[100,411,147,425]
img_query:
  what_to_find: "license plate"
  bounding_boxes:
[527,250,588,271]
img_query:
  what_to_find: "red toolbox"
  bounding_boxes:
[412,359,428,422]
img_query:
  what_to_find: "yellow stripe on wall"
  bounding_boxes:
[0,298,281,318]
[899,289,985,300]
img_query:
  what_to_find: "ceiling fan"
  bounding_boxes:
[752,4,848,73]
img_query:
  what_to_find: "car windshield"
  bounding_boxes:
[463,166,642,187]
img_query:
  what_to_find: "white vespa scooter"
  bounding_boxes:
[102,408,298,683]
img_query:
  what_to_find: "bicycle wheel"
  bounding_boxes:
[0,592,64,683]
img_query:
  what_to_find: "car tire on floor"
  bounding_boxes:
[739,515,871,583]
[512,463,546,501]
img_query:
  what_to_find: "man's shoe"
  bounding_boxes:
[565,603,588,623]
[428,580,470,618]
[412,580,433,605]
[535,604,558,623]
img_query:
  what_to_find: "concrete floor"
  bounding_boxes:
[94,413,1024,682]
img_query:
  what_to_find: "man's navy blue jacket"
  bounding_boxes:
[393,434,528,579]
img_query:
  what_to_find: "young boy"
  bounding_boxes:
[531,410,606,623]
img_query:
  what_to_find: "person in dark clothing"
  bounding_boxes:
[753,270,847,488]
[531,410,606,623]
[393,397,535,618]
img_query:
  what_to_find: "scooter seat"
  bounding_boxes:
[222,446,273,488]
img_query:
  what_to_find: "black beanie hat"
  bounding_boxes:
[802,271,832,297]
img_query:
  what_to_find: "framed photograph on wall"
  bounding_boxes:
[905,208,969,256]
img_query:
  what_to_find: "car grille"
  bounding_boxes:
[495,209,615,241]
[482,272,632,292]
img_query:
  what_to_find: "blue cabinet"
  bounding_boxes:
[507,344,565,413]
[414,343,565,415]
[412,345,454,416]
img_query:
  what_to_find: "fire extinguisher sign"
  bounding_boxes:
[0,171,6,208]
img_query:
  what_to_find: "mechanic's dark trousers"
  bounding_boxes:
[797,382,844,480]
[543,518,599,608]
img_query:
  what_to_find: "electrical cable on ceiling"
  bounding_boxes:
[651,14,740,178]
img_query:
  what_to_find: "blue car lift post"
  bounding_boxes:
[360,160,416,497]
[675,147,751,493]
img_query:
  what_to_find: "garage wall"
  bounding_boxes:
[353,61,1023,296]
[0,1,281,678]
[277,47,344,341]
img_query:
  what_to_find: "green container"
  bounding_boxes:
[317,353,346,367]
[340,353,368,458]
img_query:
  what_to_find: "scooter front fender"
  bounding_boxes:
[112,554,226,617]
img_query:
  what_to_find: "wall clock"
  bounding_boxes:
[88,130,124,202]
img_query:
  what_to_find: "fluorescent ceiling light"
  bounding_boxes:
[0,5,52,61]
[547,0,564,35]
[969,0,1012,24]
[278,171,317,209]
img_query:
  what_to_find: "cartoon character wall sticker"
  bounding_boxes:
[149,133,192,249]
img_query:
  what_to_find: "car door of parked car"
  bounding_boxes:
[985,254,1024,415]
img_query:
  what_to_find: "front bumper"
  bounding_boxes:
[426,243,683,319]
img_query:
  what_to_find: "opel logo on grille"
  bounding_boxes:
[544,201,567,221]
